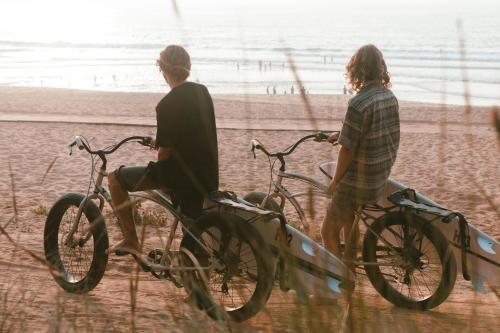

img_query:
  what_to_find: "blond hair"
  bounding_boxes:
[156,45,191,81]
[345,44,391,92]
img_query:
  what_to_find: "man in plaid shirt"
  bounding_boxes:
[321,44,400,266]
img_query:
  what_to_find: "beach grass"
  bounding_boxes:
[0,5,499,332]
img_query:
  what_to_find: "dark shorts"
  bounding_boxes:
[114,165,160,192]
[114,164,204,218]
[327,195,359,227]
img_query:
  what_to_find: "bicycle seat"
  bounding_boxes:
[319,161,336,181]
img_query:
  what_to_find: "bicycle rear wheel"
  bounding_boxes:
[362,211,456,310]
[181,212,275,322]
[44,193,108,293]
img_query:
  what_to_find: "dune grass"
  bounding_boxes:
[0,4,499,332]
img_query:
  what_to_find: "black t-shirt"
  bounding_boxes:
[153,82,218,195]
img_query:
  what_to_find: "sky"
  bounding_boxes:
[0,0,497,44]
[1,0,498,23]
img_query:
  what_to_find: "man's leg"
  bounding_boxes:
[342,209,359,272]
[108,166,160,255]
[316,200,349,305]
[108,172,140,254]
[321,213,343,257]
[321,198,358,258]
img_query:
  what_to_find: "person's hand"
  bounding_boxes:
[149,139,158,150]
[327,132,339,144]
[326,179,337,197]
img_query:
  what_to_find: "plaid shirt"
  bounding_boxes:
[335,82,400,204]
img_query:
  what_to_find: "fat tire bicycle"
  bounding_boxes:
[245,132,459,310]
[43,135,274,322]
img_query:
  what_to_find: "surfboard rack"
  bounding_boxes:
[388,188,472,281]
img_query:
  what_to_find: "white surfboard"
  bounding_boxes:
[205,194,355,299]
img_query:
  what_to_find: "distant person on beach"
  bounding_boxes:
[343,85,347,95]
[291,85,294,94]
[273,86,277,95]
[321,44,400,266]
[108,45,219,257]
[266,86,270,95]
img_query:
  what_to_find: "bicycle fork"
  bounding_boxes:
[63,167,108,247]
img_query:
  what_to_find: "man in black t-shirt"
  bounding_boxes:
[108,45,218,257]
[154,82,218,196]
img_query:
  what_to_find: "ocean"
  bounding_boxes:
[0,0,499,106]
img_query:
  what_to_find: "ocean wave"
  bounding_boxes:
[2,40,500,64]
[0,40,166,50]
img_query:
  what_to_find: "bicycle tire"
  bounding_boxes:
[180,212,275,322]
[362,211,457,310]
[243,191,282,213]
[44,193,109,293]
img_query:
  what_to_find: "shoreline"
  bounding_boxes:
[0,85,497,109]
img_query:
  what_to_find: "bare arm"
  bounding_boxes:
[149,138,172,161]
[327,144,354,196]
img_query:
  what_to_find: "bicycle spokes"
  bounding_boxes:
[59,206,95,283]
[374,223,442,301]
[197,227,259,311]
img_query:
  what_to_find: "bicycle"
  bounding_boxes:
[43,135,275,322]
[244,132,469,310]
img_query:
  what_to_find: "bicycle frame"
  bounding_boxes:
[63,136,215,274]
[265,162,407,267]
[264,169,328,231]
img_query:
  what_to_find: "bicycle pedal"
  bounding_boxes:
[148,249,165,262]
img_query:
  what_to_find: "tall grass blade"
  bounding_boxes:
[8,162,18,226]
[285,49,318,131]
[40,156,58,185]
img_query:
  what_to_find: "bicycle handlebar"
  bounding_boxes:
[251,131,338,158]
[69,135,152,156]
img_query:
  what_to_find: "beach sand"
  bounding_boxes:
[0,86,498,331]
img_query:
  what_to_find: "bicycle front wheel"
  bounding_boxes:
[44,193,109,293]
[181,212,275,322]
[362,211,456,310]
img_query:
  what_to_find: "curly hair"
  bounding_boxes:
[345,44,391,92]
[156,45,191,82]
